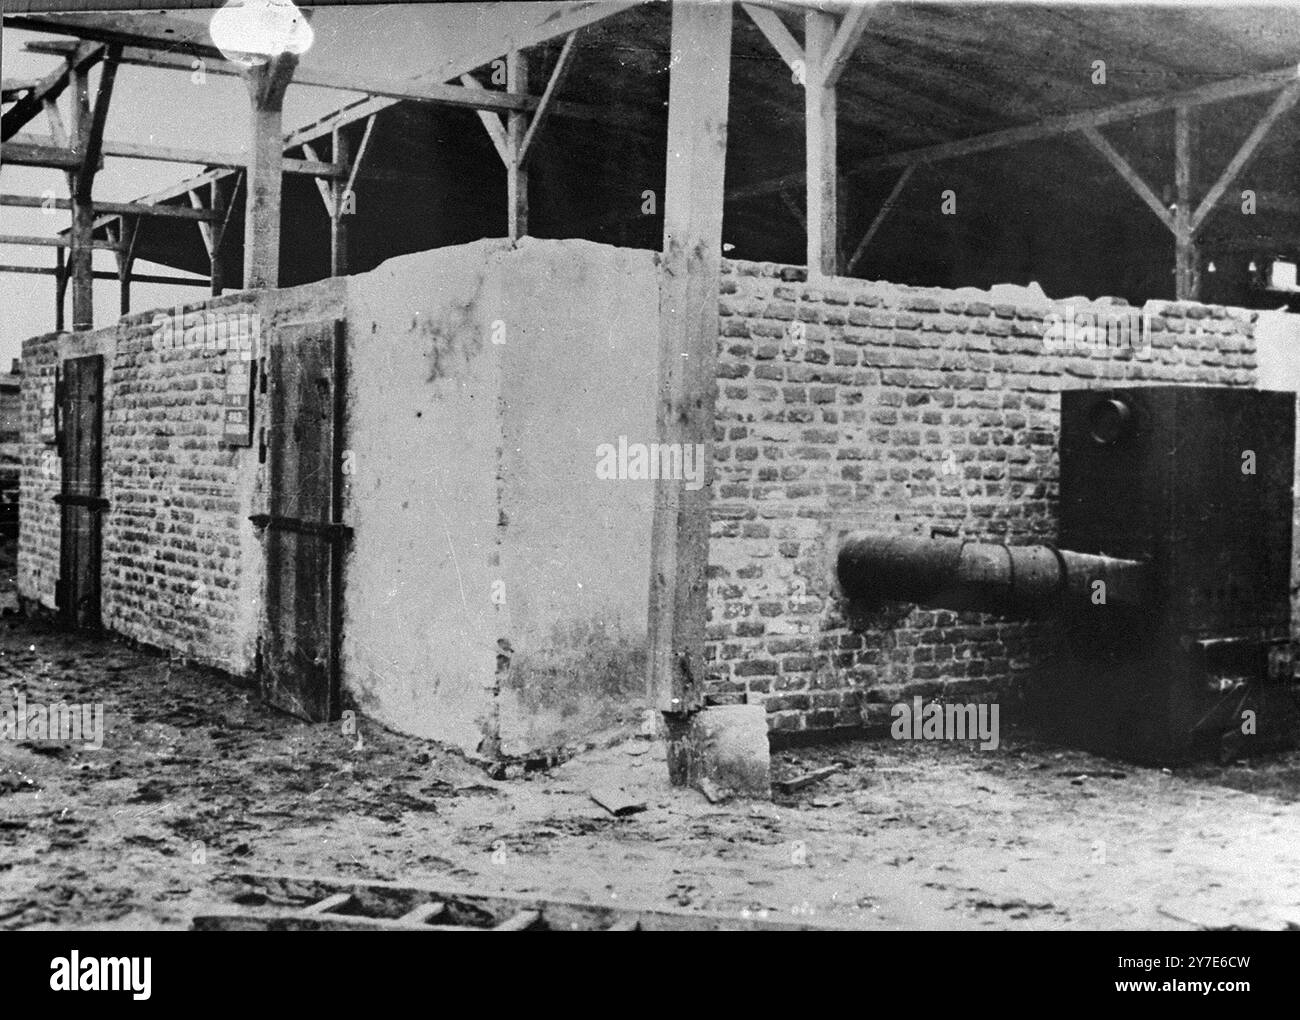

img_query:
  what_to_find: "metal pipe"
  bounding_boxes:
[837,533,1149,613]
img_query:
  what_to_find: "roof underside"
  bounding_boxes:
[60,2,1300,301]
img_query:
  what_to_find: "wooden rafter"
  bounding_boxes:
[340,115,377,213]
[823,3,874,87]
[459,73,512,165]
[1079,125,1175,234]
[43,97,68,146]
[0,193,218,221]
[730,63,1300,202]
[2,79,40,100]
[300,140,337,217]
[741,3,804,74]
[5,11,220,60]
[10,4,643,155]
[518,31,580,166]
[845,164,914,275]
[27,39,588,119]
[9,134,343,177]
[1,140,83,169]
[188,189,216,259]
[0,263,204,286]
[0,41,103,141]
[209,172,241,295]
[1191,82,1300,234]
[283,0,644,151]
[77,44,121,194]
[0,233,119,251]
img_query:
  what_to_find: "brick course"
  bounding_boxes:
[710,259,1261,734]
[18,281,345,673]
[14,249,1277,746]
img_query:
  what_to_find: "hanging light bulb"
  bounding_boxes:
[210,0,314,68]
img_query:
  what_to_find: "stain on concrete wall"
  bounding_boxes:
[342,239,509,754]
[493,239,659,756]
[343,238,658,758]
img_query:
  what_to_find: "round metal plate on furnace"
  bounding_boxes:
[1088,397,1132,445]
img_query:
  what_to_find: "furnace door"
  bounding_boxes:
[256,319,349,722]
[56,354,105,628]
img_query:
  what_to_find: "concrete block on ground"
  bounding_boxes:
[682,704,771,801]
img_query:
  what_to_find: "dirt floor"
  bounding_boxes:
[2,540,1299,930]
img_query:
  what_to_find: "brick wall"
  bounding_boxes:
[707,259,1261,734]
[18,280,345,673]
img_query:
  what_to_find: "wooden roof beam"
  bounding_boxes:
[76,44,121,194]
[0,192,219,221]
[460,74,512,166]
[822,3,874,87]
[845,164,914,275]
[7,133,344,177]
[282,0,648,151]
[729,63,1300,201]
[0,139,84,169]
[741,4,804,75]
[4,11,222,60]
[25,38,620,124]
[1079,125,1176,234]
[0,232,119,251]
[2,78,41,100]
[1191,81,1300,234]
[518,31,580,166]
[1,41,104,142]
[0,263,206,286]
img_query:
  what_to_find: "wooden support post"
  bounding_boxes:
[804,10,838,277]
[108,216,138,315]
[507,50,529,240]
[836,172,849,271]
[210,174,228,294]
[119,262,131,316]
[67,63,94,331]
[650,0,732,784]
[63,45,119,331]
[208,174,237,296]
[1174,105,1197,300]
[330,125,350,277]
[55,247,66,331]
[241,53,298,289]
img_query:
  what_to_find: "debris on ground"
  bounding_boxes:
[588,785,647,817]
[774,764,843,795]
